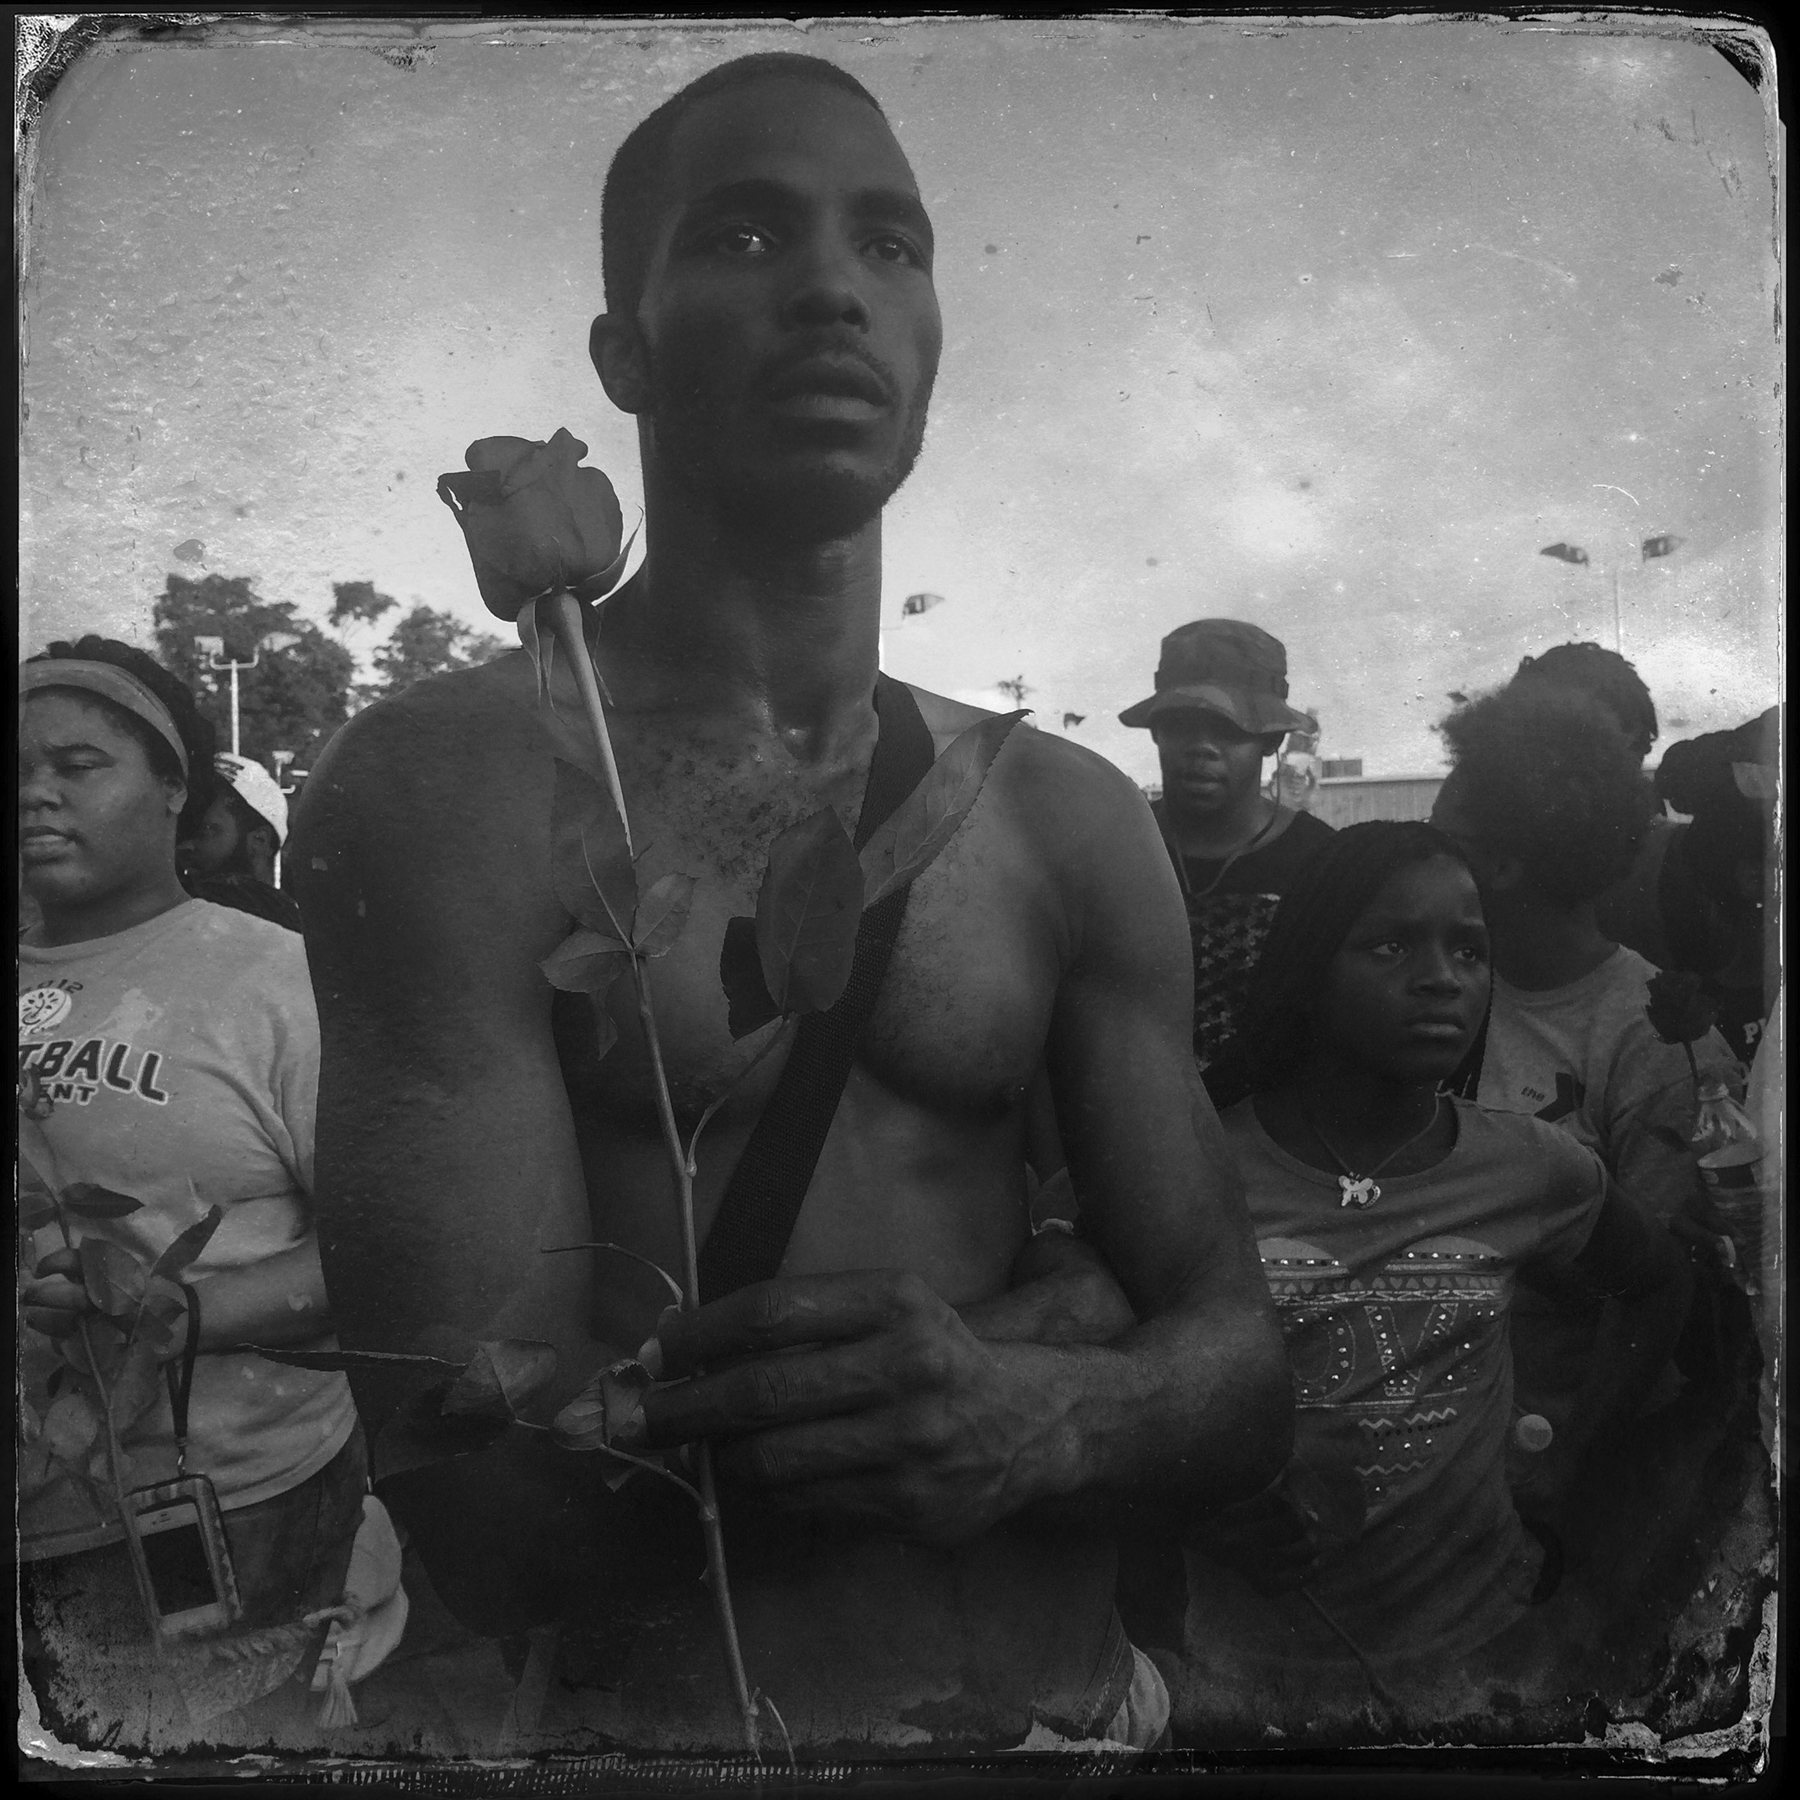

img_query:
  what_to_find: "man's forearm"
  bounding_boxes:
[986,1283,1292,1526]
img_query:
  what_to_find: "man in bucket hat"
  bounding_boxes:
[1122,619,1334,1071]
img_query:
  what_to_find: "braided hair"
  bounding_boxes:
[1204,820,1490,1110]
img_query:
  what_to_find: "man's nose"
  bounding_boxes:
[1413,947,1462,992]
[782,237,872,331]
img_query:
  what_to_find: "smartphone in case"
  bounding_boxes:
[127,1475,243,1640]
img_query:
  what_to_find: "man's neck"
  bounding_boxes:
[1163,791,1277,862]
[1487,894,1617,991]
[599,474,884,764]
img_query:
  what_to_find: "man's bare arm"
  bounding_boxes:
[640,743,1293,1541]
[292,663,602,1435]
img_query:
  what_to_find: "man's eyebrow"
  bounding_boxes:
[679,178,934,247]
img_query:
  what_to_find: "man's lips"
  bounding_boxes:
[20,828,73,855]
[762,357,893,409]
[1405,1015,1471,1037]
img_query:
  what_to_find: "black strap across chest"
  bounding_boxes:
[696,675,935,1303]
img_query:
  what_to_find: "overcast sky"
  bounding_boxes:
[19,15,1781,782]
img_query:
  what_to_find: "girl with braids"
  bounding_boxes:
[1181,823,1689,1730]
[18,639,365,1731]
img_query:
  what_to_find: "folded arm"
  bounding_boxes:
[642,748,1293,1543]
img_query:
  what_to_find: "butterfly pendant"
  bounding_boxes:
[1338,1176,1381,1209]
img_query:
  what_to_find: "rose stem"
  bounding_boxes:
[546,589,763,1762]
[546,592,635,858]
[45,1191,162,1652]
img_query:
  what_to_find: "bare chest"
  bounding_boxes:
[550,735,1059,1138]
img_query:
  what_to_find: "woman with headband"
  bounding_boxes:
[18,637,365,1731]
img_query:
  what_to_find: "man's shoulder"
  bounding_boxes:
[900,682,1150,817]
[301,656,534,820]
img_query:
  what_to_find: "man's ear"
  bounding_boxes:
[248,824,276,860]
[591,314,651,415]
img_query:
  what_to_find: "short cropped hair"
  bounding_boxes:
[1511,641,1658,762]
[27,636,219,838]
[1438,683,1654,907]
[601,53,888,320]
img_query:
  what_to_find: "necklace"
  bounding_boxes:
[1299,1093,1445,1209]
[1166,803,1284,902]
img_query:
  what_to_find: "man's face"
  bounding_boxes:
[181,794,249,879]
[1152,710,1275,820]
[629,79,942,545]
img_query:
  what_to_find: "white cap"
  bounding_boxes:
[214,753,289,846]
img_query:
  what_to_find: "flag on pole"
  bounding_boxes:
[901,592,945,618]
[1538,542,1590,565]
[1062,712,1086,729]
[1641,534,1685,560]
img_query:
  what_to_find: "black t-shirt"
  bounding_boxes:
[1151,803,1336,1066]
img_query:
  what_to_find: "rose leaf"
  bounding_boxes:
[540,929,632,997]
[42,1390,102,1467]
[859,710,1026,909]
[149,1205,223,1284]
[753,809,865,1016]
[551,759,637,941]
[719,916,783,1040]
[633,872,697,958]
[442,1339,559,1422]
[62,1183,145,1220]
[79,1237,146,1320]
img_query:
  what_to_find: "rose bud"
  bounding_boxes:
[436,428,625,621]
[1644,969,1718,1046]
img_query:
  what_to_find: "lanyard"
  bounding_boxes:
[163,1282,201,1477]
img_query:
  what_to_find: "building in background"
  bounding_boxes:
[1311,772,1445,829]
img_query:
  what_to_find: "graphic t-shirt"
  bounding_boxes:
[1183,1097,1606,1672]
[18,900,358,1558]
[1150,803,1336,1067]
[1476,945,1742,1423]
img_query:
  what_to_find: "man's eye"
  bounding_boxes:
[708,223,777,257]
[867,233,925,269]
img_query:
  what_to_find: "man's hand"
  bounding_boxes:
[20,1248,93,1342]
[639,1270,1070,1546]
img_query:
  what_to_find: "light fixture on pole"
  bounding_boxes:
[192,634,259,756]
[878,592,948,672]
[1538,533,1684,655]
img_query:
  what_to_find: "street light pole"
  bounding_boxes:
[192,636,260,756]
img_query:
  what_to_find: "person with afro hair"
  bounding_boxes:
[1430,683,1745,1587]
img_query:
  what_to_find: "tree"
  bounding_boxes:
[154,573,355,770]
[329,579,398,635]
[364,606,509,702]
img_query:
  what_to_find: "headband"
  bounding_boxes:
[20,660,191,778]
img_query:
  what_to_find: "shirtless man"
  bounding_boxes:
[294,52,1289,1754]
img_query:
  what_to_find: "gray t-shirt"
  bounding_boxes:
[19,901,357,1557]
[1184,1097,1605,1673]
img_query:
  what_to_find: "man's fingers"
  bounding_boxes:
[642,1343,891,1446]
[651,1270,946,1379]
[707,1415,900,1488]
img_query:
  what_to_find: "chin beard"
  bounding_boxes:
[648,373,932,548]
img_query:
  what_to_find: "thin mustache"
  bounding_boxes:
[759,341,899,406]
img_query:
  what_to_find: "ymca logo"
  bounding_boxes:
[19,982,80,1038]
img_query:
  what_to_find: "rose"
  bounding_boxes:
[1644,970,1718,1047]
[436,429,626,621]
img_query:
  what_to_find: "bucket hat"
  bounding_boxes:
[1119,619,1316,734]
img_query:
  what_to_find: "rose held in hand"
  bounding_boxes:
[436,428,626,620]
[1643,969,1718,1047]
